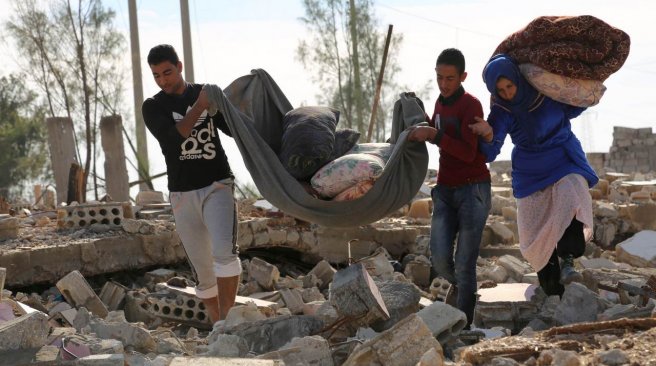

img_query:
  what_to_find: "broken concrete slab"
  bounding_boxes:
[475,283,541,333]
[615,230,656,267]
[225,315,324,354]
[0,232,186,287]
[553,282,608,325]
[417,301,467,344]
[56,270,109,319]
[343,314,443,366]
[0,311,49,352]
[88,317,157,353]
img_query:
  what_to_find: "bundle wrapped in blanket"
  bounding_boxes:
[493,15,630,107]
[277,104,395,201]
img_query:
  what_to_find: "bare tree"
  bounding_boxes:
[5,0,125,201]
[296,0,407,141]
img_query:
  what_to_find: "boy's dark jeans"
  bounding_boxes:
[429,181,491,326]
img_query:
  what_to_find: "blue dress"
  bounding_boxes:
[479,96,598,198]
[479,54,598,198]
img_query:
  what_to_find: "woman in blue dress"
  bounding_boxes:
[470,54,599,297]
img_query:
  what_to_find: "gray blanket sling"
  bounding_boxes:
[206,69,428,227]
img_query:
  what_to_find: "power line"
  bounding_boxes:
[376,2,500,40]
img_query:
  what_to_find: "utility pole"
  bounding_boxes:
[180,0,195,82]
[128,0,150,191]
[348,0,364,133]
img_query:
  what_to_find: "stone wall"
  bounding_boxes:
[606,126,656,173]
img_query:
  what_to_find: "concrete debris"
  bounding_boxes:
[0,311,49,352]
[417,301,467,344]
[342,314,443,366]
[56,270,109,319]
[329,262,389,322]
[3,150,656,364]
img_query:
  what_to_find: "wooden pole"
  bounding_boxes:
[366,24,393,143]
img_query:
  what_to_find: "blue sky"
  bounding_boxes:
[2,0,655,194]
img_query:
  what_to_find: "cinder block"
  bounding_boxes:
[57,203,126,229]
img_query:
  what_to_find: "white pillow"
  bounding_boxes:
[519,63,606,107]
[311,153,384,198]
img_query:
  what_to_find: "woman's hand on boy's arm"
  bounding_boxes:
[470,117,493,142]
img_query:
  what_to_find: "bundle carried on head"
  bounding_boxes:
[493,15,630,107]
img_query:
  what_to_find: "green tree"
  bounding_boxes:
[5,0,126,202]
[0,74,49,199]
[297,0,408,141]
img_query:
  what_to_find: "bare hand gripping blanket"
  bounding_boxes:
[205,69,429,227]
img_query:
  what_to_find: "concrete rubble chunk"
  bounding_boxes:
[257,335,334,366]
[144,268,177,284]
[249,257,281,290]
[358,247,395,278]
[35,345,60,362]
[403,255,431,287]
[56,270,109,319]
[280,288,305,315]
[595,349,630,366]
[370,280,421,332]
[89,317,157,353]
[307,260,336,290]
[329,263,389,321]
[479,265,509,284]
[75,354,125,366]
[417,301,468,344]
[475,283,541,333]
[537,349,580,366]
[99,281,127,311]
[203,333,249,357]
[0,217,19,240]
[136,190,165,205]
[224,302,270,329]
[169,358,283,365]
[496,255,533,281]
[300,287,325,303]
[343,314,443,366]
[489,222,515,244]
[226,315,324,354]
[0,311,50,352]
[554,282,608,325]
[416,348,445,366]
[615,230,656,267]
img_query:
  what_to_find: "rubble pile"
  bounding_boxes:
[1,169,656,365]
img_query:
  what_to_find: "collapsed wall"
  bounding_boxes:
[606,126,656,174]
